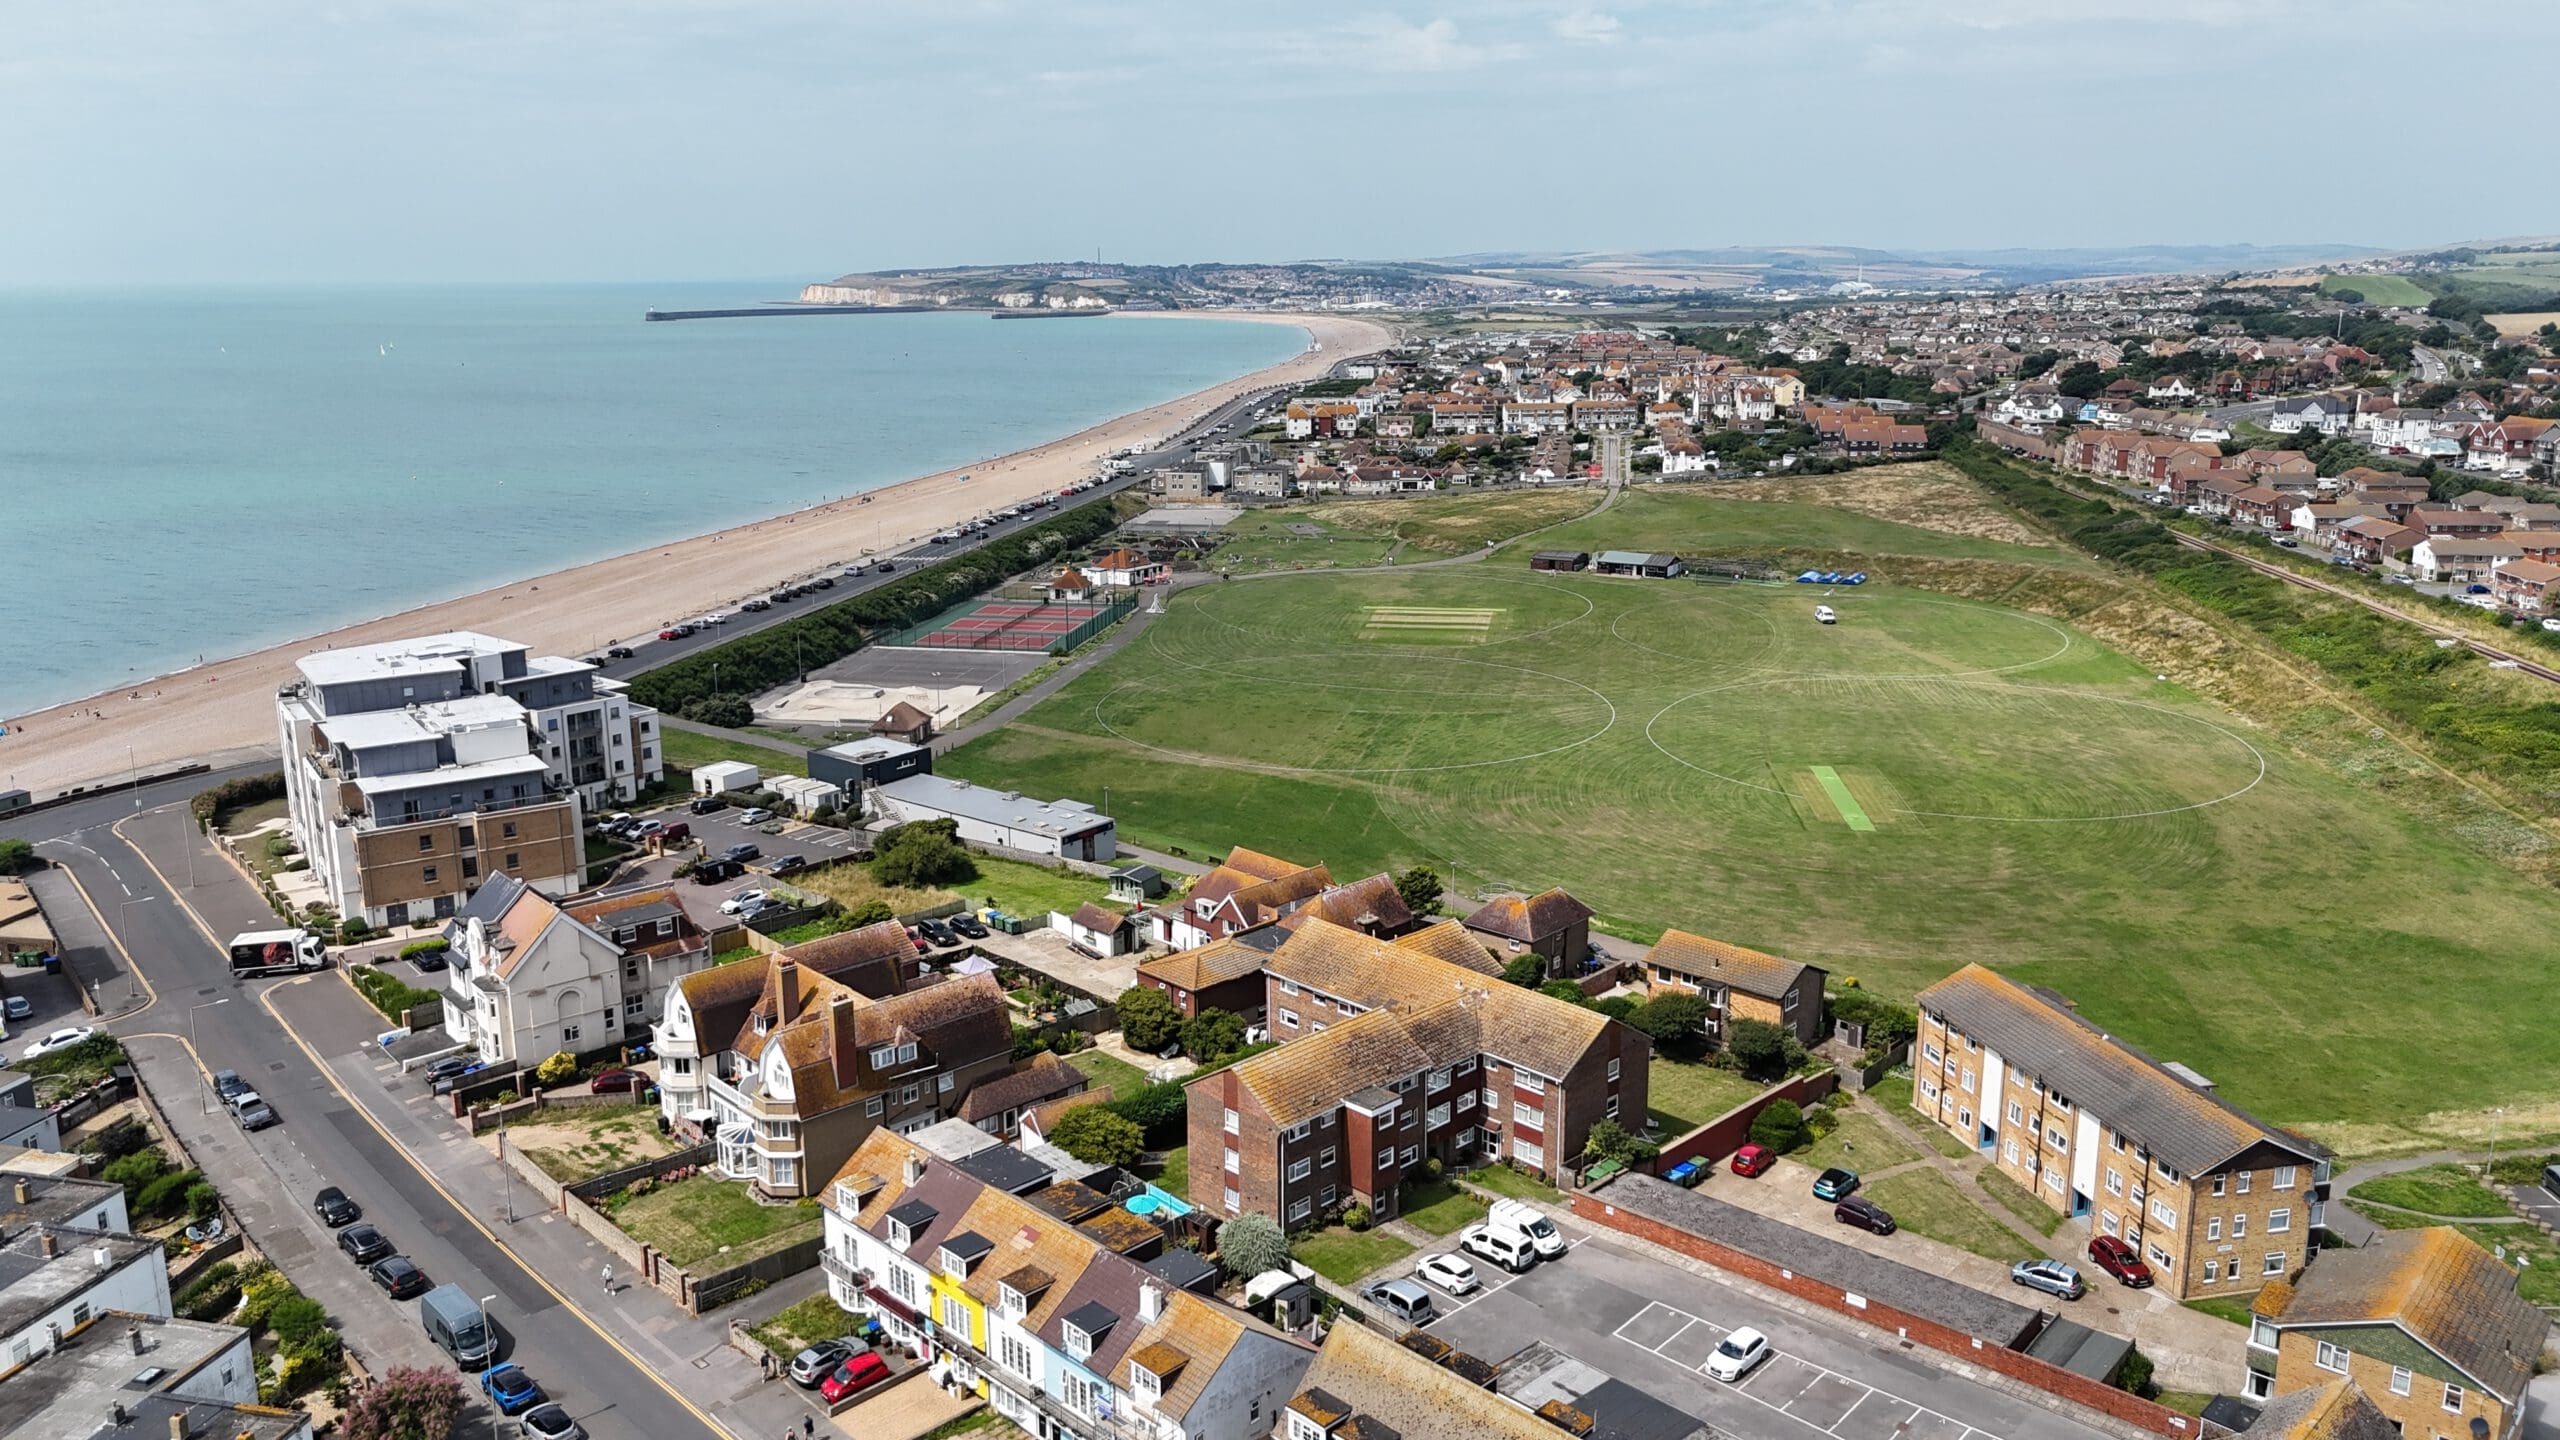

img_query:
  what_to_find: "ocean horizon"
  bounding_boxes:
[0,284,1304,716]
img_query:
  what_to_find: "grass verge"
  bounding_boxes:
[610,1175,822,1268]
[1864,1076,1975,1159]
[660,727,810,778]
[1976,1168,2068,1237]
[1400,1178,1489,1237]
[1295,1227,1415,1286]
[1067,1050,1149,1102]
[750,1293,859,1358]
[1462,1164,1562,1205]
[1645,1060,1768,1134]
[2184,1294,2258,1327]
[1864,1170,2040,1264]
[2344,1165,2511,1218]
[1791,1110,1920,1176]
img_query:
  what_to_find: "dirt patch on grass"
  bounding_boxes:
[1715,463,2057,547]
[499,1106,684,1185]
[792,866,959,919]
[1322,489,1601,554]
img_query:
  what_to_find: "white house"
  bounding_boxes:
[441,874,711,1068]
[0,1229,170,1370]
[770,775,842,819]
[2269,395,2354,436]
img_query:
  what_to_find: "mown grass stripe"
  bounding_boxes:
[1811,765,1875,831]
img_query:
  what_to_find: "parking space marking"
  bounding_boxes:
[1403,1236,1582,1322]
[1609,1296,1999,1440]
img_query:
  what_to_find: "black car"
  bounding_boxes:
[917,919,959,947]
[766,854,807,875]
[369,1254,430,1299]
[338,1223,393,1264]
[426,1056,475,1082]
[688,796,727,815]
[721,843,761,864]
[579,656,607,668]
[766,592,793,605]
[690,858,743,884]
[948,914,989,940]
[410,948,448,972]
[876,561,896,573]
[605,646,635,660]
[812,576,834,589]
[741,598,771,612]
[313,1186,361,1227]
[212,1069,247,1103]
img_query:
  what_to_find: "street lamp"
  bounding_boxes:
[2489,1106,2507,1182]
[497,1098,516,1223]
[190,999,231,1114]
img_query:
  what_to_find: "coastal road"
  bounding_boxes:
[26,800,733,1440]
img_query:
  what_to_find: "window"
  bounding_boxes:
[2150,1198,2176,1229]
[2211,1175,2226,1197]
[1456,1058,1475,1075]
[1320,1185,1336,1207]
[1605,1097,1620,1120]
[1401,1145,1420,1166]
[2315,1341,2349,1375]
[2043,1167,2064,1193]
[1288,1158,1311,1181]
[1223,1108,1239,1135]
[2207,1217,2223,1241]
[2008,1101,2024,1124]
[563,1024,580,1043]
[1128,1364,1162,1405]
[2264,1252,2287,1276]
[2046,1126,2067,1151]
[2203,1260,2219,1283]
[505,851,520,870]
[1223,1148,1239,1174]
[2442,1385,2464,1414]
[2251,1319,2279,1352]
[2231,1212,2246,1238]
[1290,1413,1327,1440]
[1481,1088,1499,1111]
[1512,1138,1544,1167]
[1958,1108,1972,1129]
[502,820,518,839]
[2274,1164,2297,1190]
[2003,1140,2020,1164]
[1321,1146,1336,1167]
[2236,1169,2252,1194]
[1278,1009,1299,1029]
[2109,1131,2125,1154]
[2102,1212,2121,1236]
[420,834,436,851]
[2390,1367,2412,1397]
[1513,1102,1543,1127]
[1456,1091,1474,1112]
[2147,1244,2172,1267]
[1288,1197,1312,1222]
[1221,1187,1240,1213]
[2269,1207,2291,1233]
[422,865,438,883]
[2106,1169,2125,1197]
[1919,1079,1940,1103]
[1960,1067,1974,1091]
[900,1084,921,1105]
[1278,978,1301,996]
[998,1331,1035,1378]
[1606,1058,1621,1081]
[867,1096,885,1117]
[1284,1121,1312,1142]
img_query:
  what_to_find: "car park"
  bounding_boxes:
[2011,1259,2087,1299]
[719,889,769,916]
[313,1187,361,1226]
[370,1255,430,1299]
[1703,1327,1770,1383]
[1729,1144,1774,1177]
[917,919,959,948]
[589,1068,643,1094]
[819,1353,892,1403]
[1359,1278,1438,1328]
[13,1026,99,1064]
[1459,1223,1538,1274]
[689,795,727,814]
[482,1363,544,1415]
[720,843,761,864]
[518,1403,586,1440]
[767,854,808,876]
[1811,1167,1860,1200]
[1833,1196,1895,1234]
[2087,1235,2155,1288]
[737,807,773,825]
[789,1339,857,1387]
[1415,1253,1481,1295]
[338,1223,393,1264]
[691,857,744,884]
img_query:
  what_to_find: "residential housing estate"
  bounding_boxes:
[276,630,664,926]
[1911,963,2331,1301]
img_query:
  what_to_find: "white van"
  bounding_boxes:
[1460,1222,1538,1274]
[1814,605,1837,624]
[1486,1200,1566,1259]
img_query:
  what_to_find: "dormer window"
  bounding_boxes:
[998,1284,1027,1320]
[1064,1323,1092,1360]
[887,1219,912,1249]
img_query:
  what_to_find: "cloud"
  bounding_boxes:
[1346,15,1521,72]
[1552,8,1621,44]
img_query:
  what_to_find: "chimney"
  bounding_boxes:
[11,1178,27,1203]
[776,959,801,1017]
[39,1231,58,1258]
[130,1323,146,1354]
[169,1411,189,1440]
[1138,1282,1164,1324]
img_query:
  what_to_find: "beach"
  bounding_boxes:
[2,310,1391,800]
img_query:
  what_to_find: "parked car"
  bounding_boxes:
[657,628,683,642]
[426,1056,475,1083]
[789,1339,857,1388]
[234,1095,279,1131]
[1703,1327,1770,1383]
[2275,536,2300,548]
[721,843,761,864]
[2087,1235,2155,1288]
[2,995,31,1022]
[604,646,635,660]
[481,1363,544,1415]
[691,858,743,884]
[767,854,808,876]
[742,597,771,612]
[1814,605,1837,624]
[1833,1196,1896,1234]
[1729,1144,1774,1177]
[689,795,728,814]
[518,1403,586,1440]
[917,919,959,947]
[588,1068,643,1095]
[1359,1278,1438,1328]
[409,948,448,972]
[819,1353,892,1403]
[2468,583,2494,595]
[213,1068,248,1102]
[1811,1167,1860,1200]
[719,889,770,917]
[1487,1200,1567,1259]
[338,1223,393,1264]
[1459,1223,1538,1274]
[12,1026,98,1064]
[947,913,989,940]
[1415,1253,1480,1295]
[313,1187,361,1227]
[369,1255,431,1299]
[737,807,774,825]
[2011,1259,2087,1300]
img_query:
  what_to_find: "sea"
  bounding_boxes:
[0,284,1306,717]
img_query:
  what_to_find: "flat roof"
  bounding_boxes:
[0,1229,161,1342]
[0,1311,304,1440]
[352,752,547,795]
[297,630,522,686]
[318,694,526,750]
[0,1173,124,1229]
[817,738,928,763]
[873,775,1112,840]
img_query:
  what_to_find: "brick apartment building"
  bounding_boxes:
[1911,964,2330,1301]
[1186,919,1648,1226]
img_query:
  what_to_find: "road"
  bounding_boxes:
[1419,1238,2119,1440]
[24,796,736,1440]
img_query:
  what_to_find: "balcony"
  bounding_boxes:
[820,1250,866,1290]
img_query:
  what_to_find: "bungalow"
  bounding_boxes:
[2493,557,2560,613]
[1529,550,1590,572]
[1057,902,1139,959]
[1085,548,1169,588]
[2409,535,2522,585]
[871,700,935,746]
[1049,568,1096,603]
[1993,388,2068,427]
[1592,551,1684,578]
[2270,395,2355,436]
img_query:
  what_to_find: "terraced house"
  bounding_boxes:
[820,1128,1314,1440]
[1911,964,2330,1301]
[1189,918,1647,1224]
[2249,1226,2546,1435]
[654,923,1013,1196]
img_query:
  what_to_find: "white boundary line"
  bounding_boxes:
[1609,1299,2000,1440]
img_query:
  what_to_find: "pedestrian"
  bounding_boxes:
[803,1417,815,1438]
[601,1262,614,1294]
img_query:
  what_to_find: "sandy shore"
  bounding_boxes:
[2,311,1392,800]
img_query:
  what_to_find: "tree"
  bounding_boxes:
[871,824,969,888]
[845,898,895,927]
[680,693,753,729]
[1539,980,1592,1007]
[1393,864,1443,917]
[1218,1211,1291,1276]
[1581,1119,1655,1168]
[1182,1007,1247,1063]
[1106,1079,1189,1136]
[1115,985,1184,1052]
[1727,1018,1799,1082]
[1747,1099,1806,1153]
[0,837,32,876]
[1049,1107,1144,1166]
[533,1051,578,1087]
[1627,993,1713,1059]
[1500,954,1547,989]
[341,1365,466,1440]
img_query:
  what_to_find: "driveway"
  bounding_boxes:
[1420,1238,2119,1440]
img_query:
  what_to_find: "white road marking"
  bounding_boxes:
[1610,1299,1994,1440]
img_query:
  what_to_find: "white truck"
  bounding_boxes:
[227,929,329,978]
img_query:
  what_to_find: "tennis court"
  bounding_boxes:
[887,597,1134,652]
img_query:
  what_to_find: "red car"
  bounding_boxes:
[819,1352,891,1403]
[589,1068,642,1094]
[2087,1235,2155,1288]
[1729,1144,1774,1178]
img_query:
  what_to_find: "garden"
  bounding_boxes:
[606,1172,821,1268]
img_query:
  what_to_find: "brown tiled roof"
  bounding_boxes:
[674,953,783,1055]
[1460,887,1593,943]
[778,920,919,998]
[875,701,934,732]
[1390,922,1501,975]
[1055,568,1093,590]
[958,1054,1088,1124]
[1292,1321,1557,1440]
[1137,935,1271,991]
[1265,919,1612,1081]
[2256,1227,2546,1404]
[946,1188,1099,1322]
[2248,1381,2402,1440]
[1230,1009,1437,1127]
[1221,847,1311,883]
[1921,964,2325,1176]
[1277,873,1414,936]
[1125,1290,1257,1420]
[1646,929,1814,1000]
[1068,902,1130,935]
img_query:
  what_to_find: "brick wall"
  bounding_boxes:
[1571,1190,2214,1440]
[1649,1070,1839,1177]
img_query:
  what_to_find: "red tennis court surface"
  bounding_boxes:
[912,601,1115,651]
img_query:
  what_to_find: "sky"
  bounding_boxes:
[6,0,2558,285]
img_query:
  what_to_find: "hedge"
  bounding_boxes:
[398,939,451,960]
[174,1261,243,1321]
[628,496,1128,713]
[350,965,440,1020]
[190,771,285,829]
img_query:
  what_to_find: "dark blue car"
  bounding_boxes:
[481,1362,542,1415]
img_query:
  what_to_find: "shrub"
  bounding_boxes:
[103,1147,173,1195]
[1108,1080,1190,1138]
[1342,1204,1373,1232]
[1727,1019,1804,1082]
[89,1118,153,1162]
[1392,865,1442,917]
[1582,1119,1656,1168]
[1802,1106,1839,1139]
[0,837,33,876]
[1500,954,1546,989]
[1538,980,1591,1007]
[1181,1008,1247,1062]
[846,898,896,927]
[1747,1100,1807,1154]
[1627,993,1714,1059]
[680,693,754,728]
[271,1295,331,1348]
[190,770,285,830]
[135,1169,204,1223]
[237,1266,295,1334]
[185,1181,221,1220]
[2116,1344,2155,1397]
[341,917,371,942]
[340,1364,466,1440]
[274,1335,343,1398]
[349,966,438,1021]
[872,824,968,889]
[1050,1108,1144,1166]
[174,1262,242,1321]
[1218,1212,1291,1276]
[398,939,450,960]
[534,1051,578,1087]
[1115,986,1183,1053]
